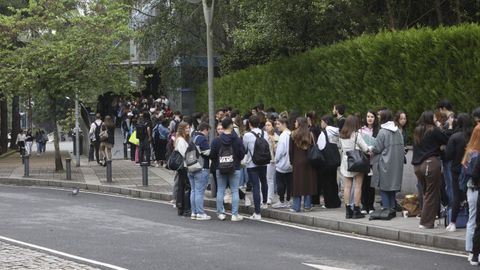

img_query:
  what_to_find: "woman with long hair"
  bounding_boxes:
[462,124,480,262]
[412,111,449,229]
[339,116,371,219]
[265,119,279,206]
[445,113,473,232]
[99,116,115,166]
[359,110,379,214]
[175,121,192,217]
[289,117,318,212]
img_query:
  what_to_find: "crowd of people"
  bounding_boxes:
[89,95,480,266]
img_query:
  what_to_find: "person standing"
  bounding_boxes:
[333,104,346,130]
[412,111,449,229]
[339,116,371,219]
[243,115,271,220]
[371,110,404,212]
[188,123,212,221]
[265,119,279,206]
[445,113,473,232]
[137,112,153,167]
[210,118,246,221]
[16,129,26,156]
[316,115,341,208]
[175,122,192,217]
[272,118,292,209]
[24,129,33,156]
[103,116,115,163]
[463,125,480,265]
[289,117,317,212]
[89,113,103,165]
[359,110,378,214]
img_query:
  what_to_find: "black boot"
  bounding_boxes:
[352,205,365,219]
[345,205,353,219]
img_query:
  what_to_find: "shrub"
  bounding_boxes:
[197,24,480,124]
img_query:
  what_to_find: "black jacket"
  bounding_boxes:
[210,132,245,170]
[412,127,449,165]
[445,131,468,174]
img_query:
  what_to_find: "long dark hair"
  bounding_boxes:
[340,115,360,139]
[455,113,473,142]
[292,117,312,150]
[414,111,436,145]
[364,109,379,137]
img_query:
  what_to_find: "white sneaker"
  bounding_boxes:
[360,209,368,215]
[196,214,211,221]
[250,213,262,220]
[191,213,197,220]
[272,202,286,209]
[244,197,252,206]
[261,204,268,209]
[267,199,272,205]
[468,253,474,262]
[217,213,226,221]
[418,225,426,229]
[446,223,457,232]
[231,215,244,222]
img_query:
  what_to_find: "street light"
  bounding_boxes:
[187,0,215,141]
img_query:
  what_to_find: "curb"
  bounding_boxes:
[0,177,465,252]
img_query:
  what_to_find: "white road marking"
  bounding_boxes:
[302,263,349,270]
[0,235,128,270]
[1,185,467,259]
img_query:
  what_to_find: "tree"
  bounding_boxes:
[0,0,135,170]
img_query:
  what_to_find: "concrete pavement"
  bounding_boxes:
[0,186,469,270]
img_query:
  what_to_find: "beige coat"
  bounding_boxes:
[339,132,370,178]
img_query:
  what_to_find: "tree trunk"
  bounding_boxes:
[454,0,461,23]
[50,95,63,171]
[385,0,396,30]
[9,96,20,150]
[0,94,8,154]
[434,0,443,25]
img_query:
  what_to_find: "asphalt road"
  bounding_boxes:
[0,185,468,270]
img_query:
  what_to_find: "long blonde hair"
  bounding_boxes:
[176,122,190,142]
[462,124,480,166]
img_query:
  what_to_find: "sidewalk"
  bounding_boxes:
[0,142,466,253]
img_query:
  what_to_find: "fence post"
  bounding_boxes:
[106,160,112,183]
[23,155,29,177]
[141,162,148,186]
[65,158,72,180]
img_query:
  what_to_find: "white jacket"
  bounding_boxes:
[275,129,292,173]
[243,128,271,168]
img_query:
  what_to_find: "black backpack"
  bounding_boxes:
[250,130,271,166]
[218,143,235,175]
[94,122,102,142]
[320,130,341,170]
[136,122,147,141]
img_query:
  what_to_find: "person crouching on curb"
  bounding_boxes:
[210,118,246,221]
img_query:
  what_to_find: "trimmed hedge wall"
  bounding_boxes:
[197,24,480,120]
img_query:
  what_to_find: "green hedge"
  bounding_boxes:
[197,24,480,121]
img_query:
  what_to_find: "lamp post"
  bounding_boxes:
[187,0,215,140]
[74,92,80,167]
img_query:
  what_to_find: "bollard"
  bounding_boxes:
[123,143,128,160]
[106,160,112,183]
[23,155,29,177]
[65,158,72,180]
[141,162,149,186]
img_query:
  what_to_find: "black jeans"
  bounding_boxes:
[93,141,100,163]
[361,174,375,211]
[138,141,151,166]
[451,171,466,223]
[276,171,292,203]
[176,168,191,216]
[321,168,341,208]
[130,143,136,161]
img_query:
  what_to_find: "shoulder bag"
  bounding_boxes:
[346,133,370,173]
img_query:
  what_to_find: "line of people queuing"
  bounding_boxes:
[90,95,480,266]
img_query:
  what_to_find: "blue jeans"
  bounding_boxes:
[247,166,268,214]
[443,161,453,206]
[216,170,241,215]
[380,190,396,209]
[188,169,209,215]
[292,196,312,212]
[466,188,478,252]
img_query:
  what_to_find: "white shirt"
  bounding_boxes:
[243,127,271,168]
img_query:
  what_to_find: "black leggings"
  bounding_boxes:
[176,168,191,216]
[320,168,341,208]
[276,171,292,203]
[361,174,376,211]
